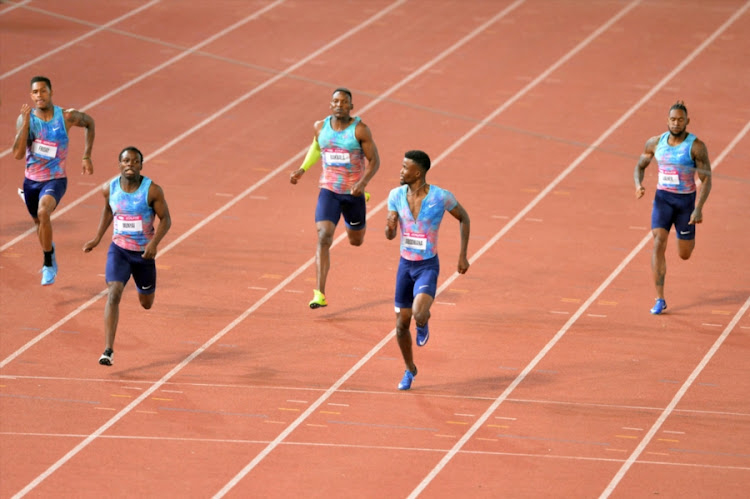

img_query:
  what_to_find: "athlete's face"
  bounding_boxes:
[667,109,689,137]
[119,150,143,180]
[330,91,353,119]
[30,82,52,110]
[399,158,421,186]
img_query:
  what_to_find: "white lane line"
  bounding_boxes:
[1,0,161,79]
[1,0,409,368]
[600,296,750,498]
[214,1,683,496]
[410,2,750,497]
[0,0,31,16]
[1,0,287,251]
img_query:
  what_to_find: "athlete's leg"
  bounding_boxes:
[395,307,416,374]
[412,293,433,329]
[315,220,336,295]
[677,238,695,260]
[36,194,58,253]
[342,194,367,246]
[651,228,669,300]
[104,281,125,351]
[345,226,365,246]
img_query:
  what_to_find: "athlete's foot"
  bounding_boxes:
[99,348,113,366]
[40,265,56,286]
[398,365,418,390]
[309,289,327,309]
[650,298,667,315]
[415,322,430,347]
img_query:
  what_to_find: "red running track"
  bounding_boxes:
[1,1,749,497]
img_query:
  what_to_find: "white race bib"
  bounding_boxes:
[114,215,143,233]
[659,171,679,186]
[403,232,427,251]
[323,150,350,166]
[31,139,58,159]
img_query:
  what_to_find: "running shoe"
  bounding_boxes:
[99,349,113,366]
[17,188,25,203]
[365,191,371,202]
[416,322,430,347]
[51,242,58,273]
[309,289,327,309]
[650,298,667,315]
[40,265,56,286]
[398,367,417,390]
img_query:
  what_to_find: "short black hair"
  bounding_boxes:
[405,150,431,172]
[670,100,688,116]
[119,146,144,163]
[30,76,52,90]
[332,87,352,101]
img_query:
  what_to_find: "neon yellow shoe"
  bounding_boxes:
[309,289,327,309]
[365,191,371,202]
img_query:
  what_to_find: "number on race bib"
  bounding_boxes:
[114,215,143,233]
[31,139,58,159]
[403,232,427,251]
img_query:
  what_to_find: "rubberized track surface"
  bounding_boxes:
[1,1,749,497]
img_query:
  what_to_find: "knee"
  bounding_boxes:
[413,310,430,326]
[317,230,333,247]
[107,289,123,305]
[36,206,51,221]
[678,249,693,260]
[396,325,410,339]
[141,301,153,310]
[349,236,364,247]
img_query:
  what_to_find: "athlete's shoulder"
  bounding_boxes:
[388,184,406,197]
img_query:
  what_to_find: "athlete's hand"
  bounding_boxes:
[688,208,703,225]
[350,181,366,198]
[142,242,158,260]
[82,157,93,175]
[386,213,398,231]
[290,168,305,184]
[457,255,470,274]
[635,185,645,199]
[83,239,99,252]
[19,104,31,123]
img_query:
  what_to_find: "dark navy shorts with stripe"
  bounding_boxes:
[394,255,439,309]
[105,242,156,295]
[23,177,67,218]
[651,189,696,240]
[314,188,366,230]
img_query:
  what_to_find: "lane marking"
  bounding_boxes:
[1,0,161,79]
[0,0,407,368]
[1,0,288,250]
[414,4,750,497]
[0,0,31,16]
[601,295,750,498]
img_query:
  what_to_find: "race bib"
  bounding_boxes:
[114,215,143,233]
[31,139,58,159]
[323,149,351,166]
[403,232,427,251]
[659,171,679,186]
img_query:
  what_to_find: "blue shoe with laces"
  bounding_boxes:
[40,265,56,286]
[51,242,58,273]
[416,322,430,347]
[398,367,417,390]
[650,298,667,315]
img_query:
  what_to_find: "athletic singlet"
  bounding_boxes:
[109,176,155,251]
[317,115,364,194]
[655,132,697,194]
[25,105,69,181]
[388,184,457,261]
